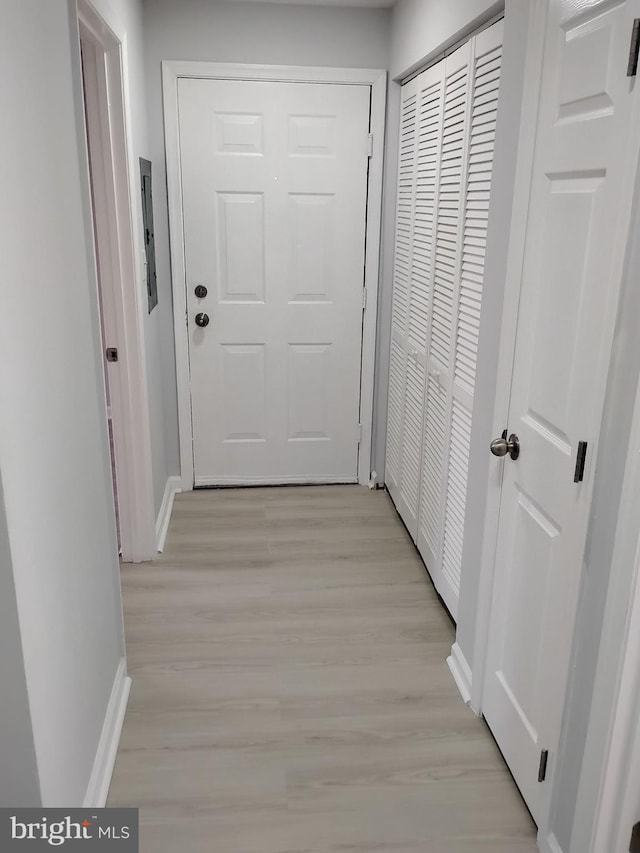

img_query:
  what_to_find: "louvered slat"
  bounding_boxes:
[409,79,443,353]
[441,400,473,593]
[430,58,469,373]
[455,41,502,395]
[386,84,418,496]
[391,92,417,336]
[419,374,447,559]
[386,340,404,485]
[401,358,426,519]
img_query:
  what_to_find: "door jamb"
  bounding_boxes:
[162,61,387,490]
[567,368,640,851]
[464,0,547,718]
[77,0,156,561]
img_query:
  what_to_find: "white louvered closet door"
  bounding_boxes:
[386,65,445,539]
[418,41,471,598]
[387,20,503,619]
[385,78,418,515]
[439,22,503,616]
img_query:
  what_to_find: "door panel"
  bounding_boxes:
[220,344,266,443]
[216,193,265,301]
[435,24,504,616]
[483,0,640,823]
[426,42,472,616]
[178,79,370,484]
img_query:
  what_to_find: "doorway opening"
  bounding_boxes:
[78,2,156,562]
[162,62,386,492]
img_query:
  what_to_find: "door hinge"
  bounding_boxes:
[357,423,362,443]
[106,347,118,363]
[628,18,640,76]
[574,441,588,483]
[629,821,640,852]
[367,133,374,157]
[362,286,367,310]
[538,749,549,783]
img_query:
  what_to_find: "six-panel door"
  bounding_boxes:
[178,79,370,485]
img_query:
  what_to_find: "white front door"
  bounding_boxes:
[483,0,640,825]
[177,79,370,486]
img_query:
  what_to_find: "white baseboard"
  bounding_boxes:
[538,832,565,853]
[83,657,131,807]
[447,642,474,711]
[156,475,181,553]
[194,475,358,486]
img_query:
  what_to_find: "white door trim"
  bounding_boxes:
[465,0,547,717]
[77,0,156,561]
[567,370,640,853]
[162,61,387,491]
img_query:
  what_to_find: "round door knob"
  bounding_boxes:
[194,312,210,328]
[490,432,520,461]
[194,285,208,298]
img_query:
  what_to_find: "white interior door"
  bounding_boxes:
[178,79,370,485]
[483,0,640,825]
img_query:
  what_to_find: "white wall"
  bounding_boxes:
[0,0,126,805]
[89,0,172,518]
[390,0,503,79]
[143,0,391,482]
[0,477,40,806]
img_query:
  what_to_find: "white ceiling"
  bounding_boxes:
[221,0,396,7]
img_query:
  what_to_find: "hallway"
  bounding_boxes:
[109,486,536,851]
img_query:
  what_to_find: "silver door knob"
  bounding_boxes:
[195,312,210,328]
[490,432,520,460]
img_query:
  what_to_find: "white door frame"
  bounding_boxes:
[460,0,548,717]
[162,61,387,491]
[464,0,640,838]
[77,0,156,561]
[566,368,640,853]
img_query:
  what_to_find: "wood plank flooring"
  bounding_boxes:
[109,485,537,852]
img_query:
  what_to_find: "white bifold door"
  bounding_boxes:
[386,21,503,618]
[178,80,370,486]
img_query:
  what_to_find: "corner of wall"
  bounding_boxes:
[0,476,41,807]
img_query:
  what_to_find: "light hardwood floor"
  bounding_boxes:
[109,485,537,852]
